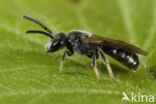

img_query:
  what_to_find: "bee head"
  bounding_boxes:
[23,16,66,53]
[46,32,66,53]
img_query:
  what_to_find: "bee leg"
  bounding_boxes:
[98,48,116,84]
[92,55,103,84]
[51,52,59,59]
[54,50,73,75]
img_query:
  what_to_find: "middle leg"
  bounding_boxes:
[92,55,103,84]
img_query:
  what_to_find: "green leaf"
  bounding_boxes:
[0,0,156,104]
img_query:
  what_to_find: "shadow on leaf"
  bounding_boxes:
[148,66,156,82]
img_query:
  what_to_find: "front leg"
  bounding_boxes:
[54,50,73,75]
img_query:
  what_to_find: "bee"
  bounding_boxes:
[23,16,148,84]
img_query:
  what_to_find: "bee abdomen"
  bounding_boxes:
[102,48,139,70]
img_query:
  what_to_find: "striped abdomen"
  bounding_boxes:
[102,47,139,70]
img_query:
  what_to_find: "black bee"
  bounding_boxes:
[23,16,148,84]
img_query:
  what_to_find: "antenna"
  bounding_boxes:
[23,16,53,38]
[26,30,53,38]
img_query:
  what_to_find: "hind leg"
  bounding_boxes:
[98,48,116,84]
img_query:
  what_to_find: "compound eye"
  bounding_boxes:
[52,41,60,47]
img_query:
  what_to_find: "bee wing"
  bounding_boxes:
[82,35,148,56]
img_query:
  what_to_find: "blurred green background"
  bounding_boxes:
[0,0,156,104]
